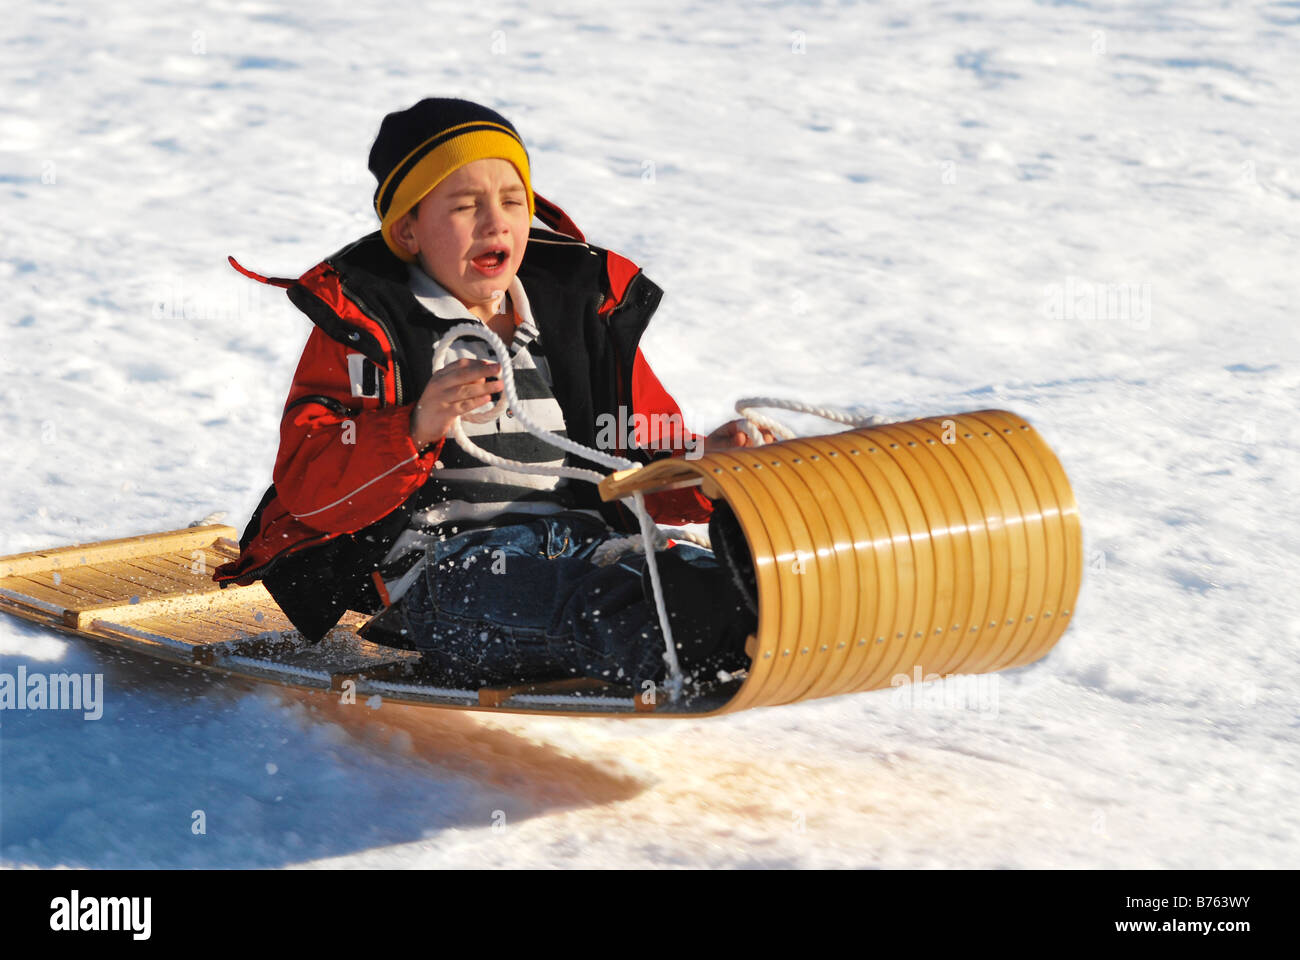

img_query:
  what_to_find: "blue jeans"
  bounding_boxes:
[389,512,749,688]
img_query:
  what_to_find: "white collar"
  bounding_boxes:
[407,263,537,332]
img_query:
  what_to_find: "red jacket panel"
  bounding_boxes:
[273,326,443,535]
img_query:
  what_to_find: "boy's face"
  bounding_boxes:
[390,158,530,321]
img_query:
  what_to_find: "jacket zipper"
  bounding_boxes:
[338,275,406,406]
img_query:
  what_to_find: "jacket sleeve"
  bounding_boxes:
[629,346,715,525]
[272,327,444,534]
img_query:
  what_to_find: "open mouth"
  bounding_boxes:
[471,248,509,271]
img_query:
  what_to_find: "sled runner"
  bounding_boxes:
[0,408,1080,717]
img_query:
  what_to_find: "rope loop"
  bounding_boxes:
[432,324,637,485]
[734,396,888,444]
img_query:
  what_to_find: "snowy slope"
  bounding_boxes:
[1,0,1297,868]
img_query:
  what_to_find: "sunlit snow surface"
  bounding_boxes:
[1,0,1298,868]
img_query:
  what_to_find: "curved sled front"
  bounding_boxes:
[599,409,1083,715]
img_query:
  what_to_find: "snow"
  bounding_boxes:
[2,0,1298,868]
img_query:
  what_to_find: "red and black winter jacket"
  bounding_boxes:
[214,199,714,642]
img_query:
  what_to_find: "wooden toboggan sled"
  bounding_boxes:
[0,410,1081,717]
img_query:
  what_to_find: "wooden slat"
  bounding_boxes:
[124,604,294,649]
[5,575,104,611]
[34,568,167,607]
[64,582,275,630]
[0,525,236,577]
[87,619,203,660]
[0,586,68,620]
[598,462,706,501]
[128,614,242,647]
[118,556,217,588]
[212,538,242,560]
[149,548,231,575]
[69,563,198,600]
[184,604,272,633]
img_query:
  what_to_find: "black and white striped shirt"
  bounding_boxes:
[379,265,602,602]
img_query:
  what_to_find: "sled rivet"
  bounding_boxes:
[1026,615,1034,622]
[934,627,942,635]
[829,451,838,456]
[964,433,972,438]
[896,632,904,639]
[782,649,791,656]
[983,431,992,436]
[764,651,772,658]
[908,441,917,446]
[820,644,829,651]
[801,647,809,654]
[952,624,960,631]
[1021,425,1030,430]
[914,631,922,639]
[793,458,802,463]
[875,637,884,644]
[1004,428,1012,433]
[1044,611,1052,617]
[889,443,899,448]
[927,438,935,444]
[713,468,722,473]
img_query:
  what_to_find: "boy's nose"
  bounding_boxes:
[480,202,512,232]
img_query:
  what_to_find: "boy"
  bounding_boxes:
[215,98,770,690]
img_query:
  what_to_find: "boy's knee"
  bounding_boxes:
[641,548,755,672]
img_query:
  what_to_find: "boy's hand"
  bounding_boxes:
[410,357,502,450]
[703,418,776,453]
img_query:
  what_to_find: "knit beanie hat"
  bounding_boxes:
[369,98,534,261]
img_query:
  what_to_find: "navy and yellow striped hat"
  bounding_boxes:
[369,98,534,261]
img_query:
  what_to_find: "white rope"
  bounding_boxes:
[590,525,710,566]
[633,489,683,701]
[434,323,635,483]
[432,325,687,698]
[733,397,888,444]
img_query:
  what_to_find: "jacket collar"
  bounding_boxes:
[406,264,540,339]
